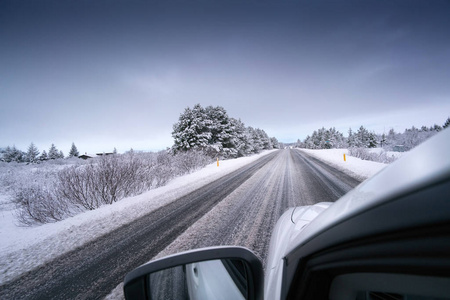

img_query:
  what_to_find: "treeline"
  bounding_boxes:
[297,118,449,151]
[172,104,280,158]
[0,142,80,163]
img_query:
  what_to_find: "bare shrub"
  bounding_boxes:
[174,150,211,175]
[348,147,397,164]
[13,184,70,225]
[10,149,212,225]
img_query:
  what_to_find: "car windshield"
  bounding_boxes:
[1,1,449,299]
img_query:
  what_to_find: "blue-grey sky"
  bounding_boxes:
[1,0,450,154]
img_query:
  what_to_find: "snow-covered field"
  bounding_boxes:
[0,147,393,292]
[298,148,392,181]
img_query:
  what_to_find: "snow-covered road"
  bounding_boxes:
[1,149,361,299]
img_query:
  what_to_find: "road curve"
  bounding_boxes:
[0,149,361,299]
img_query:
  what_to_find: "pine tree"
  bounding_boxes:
[26,143,40,163]
[270,137,280,149]
[40,150,48,161]
[68,143,79,158]
[444,117,450,129]
[355,126,370,147]
[4,146,25,162]
[206,105,236,158]
[230,118,248,157]
[347,128,355,147]
[48,144,59,159]
[58,150,65,159]
[172,104,212,153]
[368,132,378,148]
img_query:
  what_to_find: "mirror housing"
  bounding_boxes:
[123,246,264,300]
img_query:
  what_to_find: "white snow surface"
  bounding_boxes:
[0,151,276,284]
[298,148,388,181]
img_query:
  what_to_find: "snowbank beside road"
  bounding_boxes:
[0,150,277,284]
[298,148,388,181]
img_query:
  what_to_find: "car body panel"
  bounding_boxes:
[285,129,450,256]
[265,202,331,299]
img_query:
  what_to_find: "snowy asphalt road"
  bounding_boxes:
[0,149,360,300]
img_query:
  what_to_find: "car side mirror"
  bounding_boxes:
[123,246,264,300]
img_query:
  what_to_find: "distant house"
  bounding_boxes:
[393,145,406,152]
[96,152,114,156]
[78,152,114,159]
[78,152,94,159]
[78,153,96,160]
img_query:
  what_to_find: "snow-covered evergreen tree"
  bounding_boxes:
[26,143,40,163]
[230,118,248,157]
[270,137,280,149]
[3,145,25,162]
[172,104,212,153]
[40,150,48,161]
[347,128,355,148]
[48,144,60,159]
[444,117,450,129]
[354,126,370,147]
[68,143,79,158]
[257,128,272,150]
[246,126,261,153]
[206,105,236,158]
[368,132,378,148]
[172,104,278,158]
[58,150,65,159]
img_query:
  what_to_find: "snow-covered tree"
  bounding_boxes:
[58,150,65,159]
[172,104,278,158]
[40,150,48,161]
[257,128,272,150]
[68,143,79,158]
[230,118,249,157]
[354,126,370,147]
[172,104,212,153]
[48,144,60,160]
[347,128,355,148]
[368,132,378,148]
[270,137,280,149]
[26,143,40,163]
[444,117,450,129]
[3,145,25,162]
[205,105,236,158]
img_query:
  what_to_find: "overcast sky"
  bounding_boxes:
[1,0,449,154]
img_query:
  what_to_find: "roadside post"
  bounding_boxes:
[217,157,219,167]
[344,154,346,161]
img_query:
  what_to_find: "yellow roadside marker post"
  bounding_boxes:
[344,154,346,161]
[217,157,219,167]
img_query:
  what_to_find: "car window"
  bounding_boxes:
[329,273,450,300]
